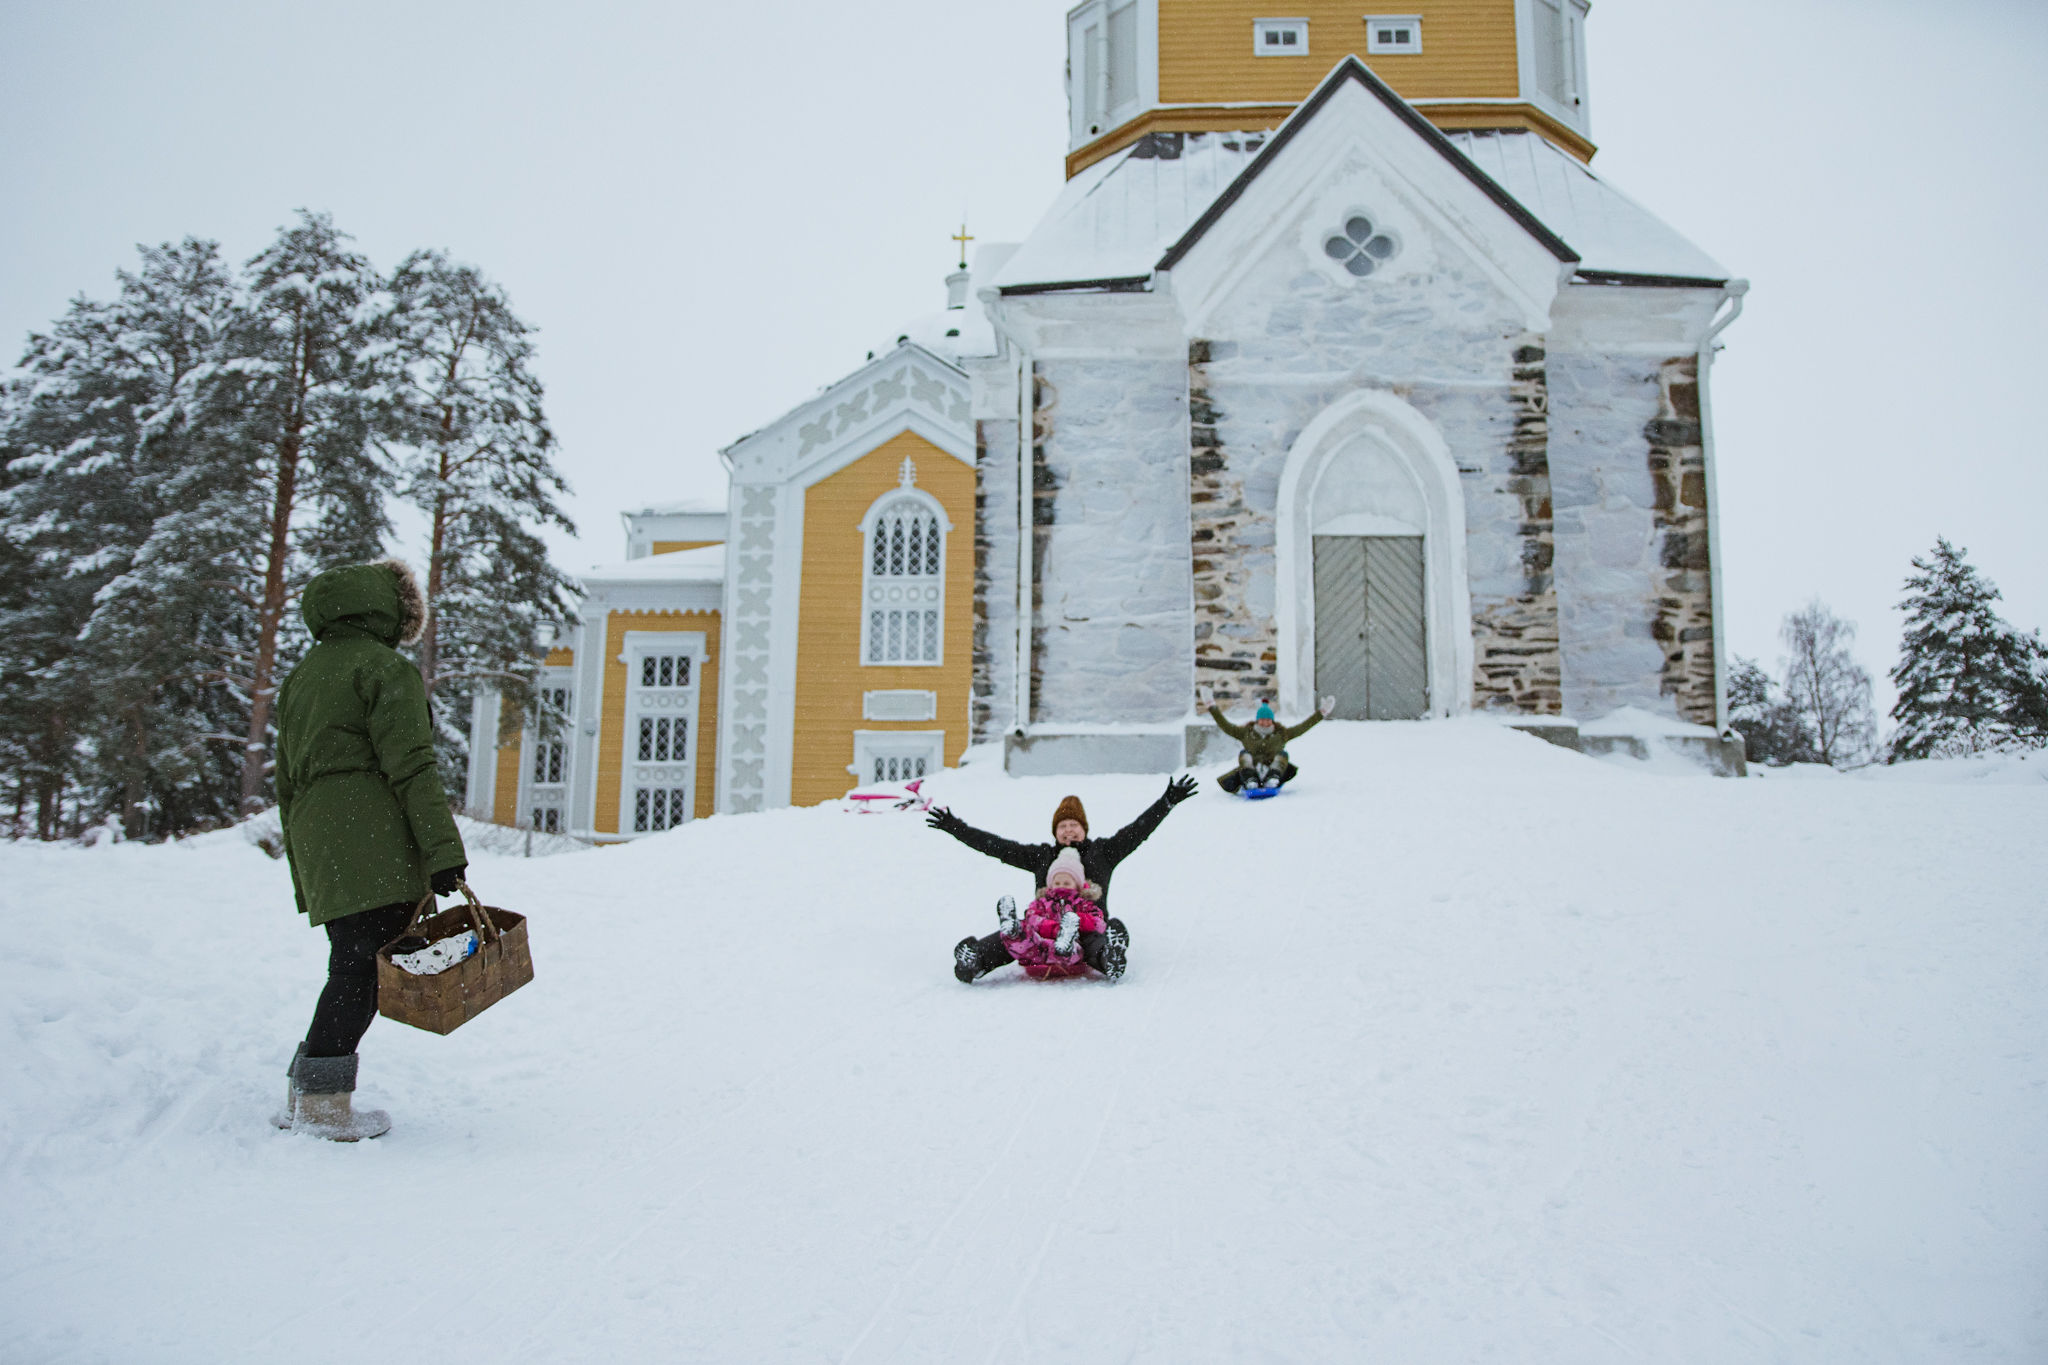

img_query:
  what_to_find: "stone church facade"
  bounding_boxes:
[468,1,1746,837]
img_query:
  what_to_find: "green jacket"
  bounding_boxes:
[276,562,466,926]
[1209,704,1322,765]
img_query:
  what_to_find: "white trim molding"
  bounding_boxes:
[848,729,947,784]
[1275,389,1472,718]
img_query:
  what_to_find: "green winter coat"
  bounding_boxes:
[276,561,466,927]
[1209,704,1322,765]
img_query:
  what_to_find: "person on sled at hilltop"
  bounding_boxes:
[1204,689,1336,794]
[927,777,1197,984]
[271,558,468,1142]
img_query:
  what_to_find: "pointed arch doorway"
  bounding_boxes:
[1276,391,1472,720]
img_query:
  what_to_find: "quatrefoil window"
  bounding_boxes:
[1323,214,1399,277]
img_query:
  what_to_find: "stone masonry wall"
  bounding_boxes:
[1647,357,1716,724]
[971,416,1019,742]
[1547,344,1717,724]
[1464,342,1562,714]
[1188,339,1277,708]
[1027,357,1194,726]
[1188,231,1565,717]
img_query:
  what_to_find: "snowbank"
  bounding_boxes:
[4,720,2045,1361]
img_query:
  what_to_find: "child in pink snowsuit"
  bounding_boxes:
[1000,848,1107,980]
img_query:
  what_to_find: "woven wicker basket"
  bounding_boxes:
[377,883,532,1035]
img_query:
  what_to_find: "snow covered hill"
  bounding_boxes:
[4,721,2045,1362]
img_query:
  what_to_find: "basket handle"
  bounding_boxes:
[401,880,501,944]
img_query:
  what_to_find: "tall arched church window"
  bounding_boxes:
[860,464,949,666]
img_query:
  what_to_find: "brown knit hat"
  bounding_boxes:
[1051,795,1088,837]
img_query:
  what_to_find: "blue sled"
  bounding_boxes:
[1238,783,1285,800]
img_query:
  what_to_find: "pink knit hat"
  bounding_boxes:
[1047,847,1086,888]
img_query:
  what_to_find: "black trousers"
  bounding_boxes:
[1216,755,1297,793]
[961,918,1127,979]
[302,902,415,1058]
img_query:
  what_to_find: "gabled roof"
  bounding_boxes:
[580,543,726,587]
[1448,131,1728,285]
[1156,57,1578,273]
[992,58,1731,296]
[720,339,972,487]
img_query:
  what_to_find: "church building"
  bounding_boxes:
[466,0,1748,838]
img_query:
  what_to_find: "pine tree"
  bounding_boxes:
[383,250,576,787]
[1780,601,1876,768]
[1888,538,2048,760]
[204,212,398,811]
[1726,655,1817,767]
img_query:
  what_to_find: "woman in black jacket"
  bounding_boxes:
[927,776,1196,984]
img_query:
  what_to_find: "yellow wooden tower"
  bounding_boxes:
[1064,0,1592,176]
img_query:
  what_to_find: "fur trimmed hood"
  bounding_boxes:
[380,558,427,646]
[301,558,428,647]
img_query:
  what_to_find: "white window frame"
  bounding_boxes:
[615,630,705,836]
[1253,17,1309,55]
[849,730,946,785]
[524,669,574,834]
[1363,14,1422,54]
[1517,0,1591,131]
[1068,0,1146,144]
[859,487,950,668]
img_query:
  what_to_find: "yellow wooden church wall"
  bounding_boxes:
[491,721,523,826]
[790,431,974,808]
[1156,0,1520,106]
[592,608,722,834]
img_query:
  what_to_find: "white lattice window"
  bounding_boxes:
[1364,15,1421,53]
[861,477,948,667]
[618,632,703,835]
[527,678,571,834]
[851,730,945,786]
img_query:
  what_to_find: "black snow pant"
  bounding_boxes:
[957,918,1128,980]
[301,901,414,1058]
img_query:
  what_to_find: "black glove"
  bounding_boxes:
[1164,775,1197,806]
[925,806,960,834]
[430,864,467,897]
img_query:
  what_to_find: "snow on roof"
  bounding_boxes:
[888,302,998,363]
[988,116,1726,294]
[989,131,1269,292]
[579,543,726,585]
[1446,132,1729,283]
[627,497,727,517]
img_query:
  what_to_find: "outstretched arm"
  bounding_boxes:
[925,807,1047,874]
[1281,710,1325,743]
[1093,776,1197,869]
[1208,704,1250,743]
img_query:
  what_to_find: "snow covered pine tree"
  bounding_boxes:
[0,239,244,836]
[383,250,576,790]
[1888,538,2048,760]
[206,212,398,813]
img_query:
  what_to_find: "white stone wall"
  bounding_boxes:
[972,417,1020,740]
[1028,358,1194,725]
[1546,346,1681,720]
[1194,246,1557,710]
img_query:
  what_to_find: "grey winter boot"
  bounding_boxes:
[995,895,1021,939]
[273,1050,390,1141]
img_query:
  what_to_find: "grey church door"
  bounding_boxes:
[1313,535,1428,720]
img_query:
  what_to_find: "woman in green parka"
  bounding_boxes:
[272,558,467,1140]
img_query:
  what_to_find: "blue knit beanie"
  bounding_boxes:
[1255,703,1275,722]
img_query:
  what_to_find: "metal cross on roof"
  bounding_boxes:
[951,223,974,270]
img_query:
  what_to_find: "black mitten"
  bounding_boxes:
[430,864,467,897]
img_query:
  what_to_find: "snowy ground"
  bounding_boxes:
[4,721,2045,1363]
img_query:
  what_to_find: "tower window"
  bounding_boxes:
[1253,19,1308,55]
[1364,15,1422,54]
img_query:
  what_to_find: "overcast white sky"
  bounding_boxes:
[4,0,2043,712]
